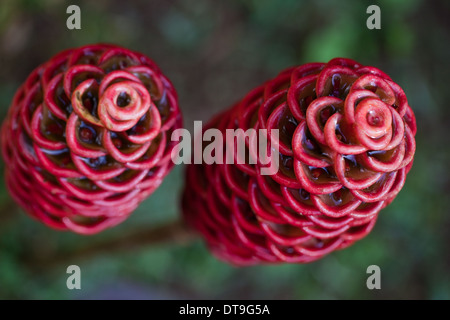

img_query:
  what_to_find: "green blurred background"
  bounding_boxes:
[0,0,449,299]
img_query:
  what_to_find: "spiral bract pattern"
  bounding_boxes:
[183,58,416,265]
[1,44,182,234]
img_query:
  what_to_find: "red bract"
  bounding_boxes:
[182,58,416,265]
[1,44,182,234]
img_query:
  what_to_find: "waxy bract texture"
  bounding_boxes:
[1,44,182,234]
[183,58,416,265]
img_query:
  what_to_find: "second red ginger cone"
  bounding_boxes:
[183,58,416,265]
[1,44,182,234]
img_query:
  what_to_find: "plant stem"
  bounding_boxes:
[24,219,197,271]
[0,199,20,228]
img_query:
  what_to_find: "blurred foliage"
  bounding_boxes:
[0,0,449,299]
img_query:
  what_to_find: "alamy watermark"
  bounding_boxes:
[66,5,81,30]
[366,265,381,290]
[66,265,81,290]
[366,5,381,30]
[170,121,280,175]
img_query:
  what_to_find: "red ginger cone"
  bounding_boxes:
[1,44,182,234]
[182,58,416,265]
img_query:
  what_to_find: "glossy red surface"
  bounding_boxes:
[1,44,182,234]
[182,58,416,265]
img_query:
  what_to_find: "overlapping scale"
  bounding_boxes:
[1,44,182,234]
[182,58,416,265]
